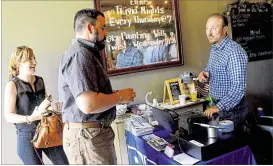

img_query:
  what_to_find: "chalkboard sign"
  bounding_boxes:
[163,78,184,104]
[229,2,273,62]
[169,82,181,101]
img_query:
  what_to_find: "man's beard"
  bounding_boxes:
[96,36,106,51]
[91,31,106,51]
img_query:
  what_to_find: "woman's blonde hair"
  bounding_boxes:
[9,46,35,80]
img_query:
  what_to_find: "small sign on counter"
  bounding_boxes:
[164,144,175,158]
[163,78,184,105]
[173,153,200,165]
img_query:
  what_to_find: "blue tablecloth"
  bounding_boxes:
[126,126,257,165]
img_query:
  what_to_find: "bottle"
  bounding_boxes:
[152,98,159,107]
[257,107,264,117]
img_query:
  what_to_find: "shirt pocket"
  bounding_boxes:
[213,58,227,70]
[211,57,228,80]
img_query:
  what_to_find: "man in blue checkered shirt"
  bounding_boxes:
[198,13,248,131]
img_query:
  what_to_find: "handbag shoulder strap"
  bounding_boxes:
[33,147,45,165]
[46,110,62,123]
[52,112,62,123]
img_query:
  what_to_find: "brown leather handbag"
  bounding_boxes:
[31,111,63,148]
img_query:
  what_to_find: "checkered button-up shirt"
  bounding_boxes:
[205,35,248,112]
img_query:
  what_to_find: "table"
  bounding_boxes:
[126,126,257,165]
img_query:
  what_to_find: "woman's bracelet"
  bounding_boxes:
[25,115,32,124]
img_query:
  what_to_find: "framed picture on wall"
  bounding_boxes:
[95,0,184,76]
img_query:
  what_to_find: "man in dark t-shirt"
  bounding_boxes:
[58,9,136,165]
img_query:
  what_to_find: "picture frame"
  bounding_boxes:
[95,0,184,76]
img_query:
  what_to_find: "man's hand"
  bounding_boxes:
[198,71,209,83]
[204,106,219,118]
[118,88,136,104]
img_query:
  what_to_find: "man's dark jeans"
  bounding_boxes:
[16,128,69,165]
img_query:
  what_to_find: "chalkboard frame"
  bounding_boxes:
[163,78,184,105]
[95,0,184,76]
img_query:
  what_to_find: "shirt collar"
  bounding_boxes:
[72,38,103,64]
[72,38,98,51]
[212,35,229,50]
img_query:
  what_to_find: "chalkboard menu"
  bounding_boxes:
[229,2,272,62]
[169,81,181,100]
